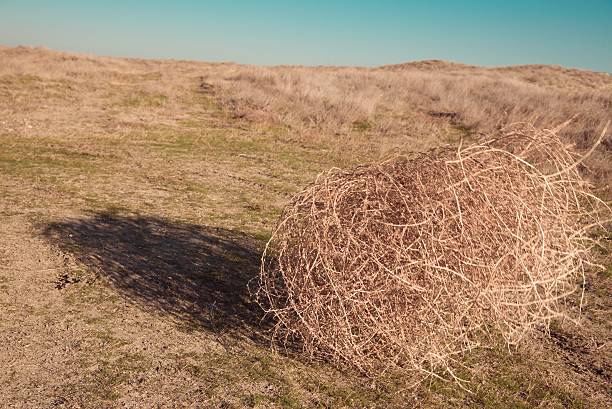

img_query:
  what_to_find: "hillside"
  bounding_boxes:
[0,45,610,407]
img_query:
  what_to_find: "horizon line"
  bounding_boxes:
[3,43,611,75]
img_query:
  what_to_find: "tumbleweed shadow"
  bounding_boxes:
[42,212,267,341]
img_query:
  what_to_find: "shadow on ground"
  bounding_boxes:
[42,212,268,341]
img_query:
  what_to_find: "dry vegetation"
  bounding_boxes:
[259,124,608,383]
[209,62,611,185]
[0,45,611,407]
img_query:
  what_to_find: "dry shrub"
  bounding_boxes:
[257,123,609,381]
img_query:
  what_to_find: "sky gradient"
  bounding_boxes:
[1,0,611,72]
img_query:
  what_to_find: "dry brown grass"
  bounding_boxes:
[4,47,609,173]
[208,63,612,189]
[258,123,609,384]
[209,64,612,141]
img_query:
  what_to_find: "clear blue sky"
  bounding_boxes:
[1,0,611,72]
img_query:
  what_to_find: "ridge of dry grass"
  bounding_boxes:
[205,59,611,198]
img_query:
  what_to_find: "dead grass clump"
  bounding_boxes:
[257,123,609,381]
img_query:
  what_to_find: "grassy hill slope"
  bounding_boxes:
[0,45,610,407]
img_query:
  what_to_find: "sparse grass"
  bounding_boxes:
[80,352,149,402]
[0,73,42,85]
[439,345,596,408]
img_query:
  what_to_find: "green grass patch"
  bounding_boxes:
[0,73,43,85]
[352,119,372,132]
[118,91,169,108]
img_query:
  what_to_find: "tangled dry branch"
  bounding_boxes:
[256,122,610,382]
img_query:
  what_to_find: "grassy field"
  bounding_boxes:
[0,45,610,407]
